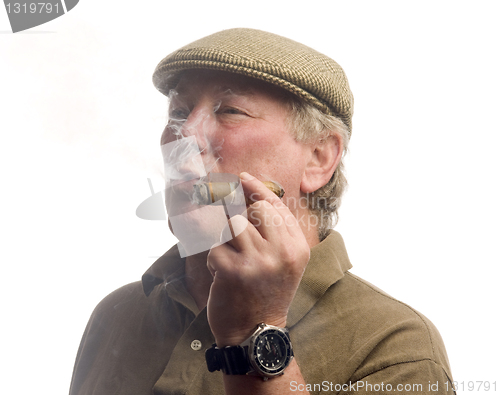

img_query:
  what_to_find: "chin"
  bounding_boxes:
[167,204,230,257]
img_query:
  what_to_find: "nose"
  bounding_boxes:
[179,106,215,153]
[162,101,218,152]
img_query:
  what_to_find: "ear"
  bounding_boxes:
[300,133,343,193]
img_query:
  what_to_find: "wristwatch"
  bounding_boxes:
[205,323,294,380]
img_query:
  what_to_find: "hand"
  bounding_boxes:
[206,172,310,347]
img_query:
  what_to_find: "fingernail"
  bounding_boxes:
[239,172,254,180]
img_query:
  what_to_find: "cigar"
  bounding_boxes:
[193,181,284,205]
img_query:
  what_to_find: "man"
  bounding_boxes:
[70,28,455,394]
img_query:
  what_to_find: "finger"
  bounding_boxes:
[219,213,262,252]
[264,195,306,240]
[207,239,254,278]
[239,172,293,237]
[239,172,283,206]
[241,173,304,240]
[207,242,235,277]
[246,199,289,242]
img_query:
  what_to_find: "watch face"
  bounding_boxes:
[252,328,293,376]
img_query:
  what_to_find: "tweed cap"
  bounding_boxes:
[153,28,354,132]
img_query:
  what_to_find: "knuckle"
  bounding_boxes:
[280,240,310,266]
[230,215,248,236]
[250,200,273,210]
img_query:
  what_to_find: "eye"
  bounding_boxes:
[169,108,190,120]
[218,106,247,116]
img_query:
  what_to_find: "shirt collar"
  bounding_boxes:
[141,230,352,325]
[142,243,184,297]
[287,230,352,327]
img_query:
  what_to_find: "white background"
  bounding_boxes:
[1,1,499,393]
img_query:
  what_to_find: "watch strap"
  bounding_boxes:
[205,344,251,375]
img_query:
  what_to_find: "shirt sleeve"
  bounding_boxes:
[339,359,456,394]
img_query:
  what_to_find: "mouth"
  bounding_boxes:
[166,167,203,184]
[164,178,201,218]
[166,172,214,205]
[167,178,198,199]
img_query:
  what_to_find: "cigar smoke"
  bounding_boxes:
[161,89,249,257]
[161,89,224,190]
[161,88,229,212]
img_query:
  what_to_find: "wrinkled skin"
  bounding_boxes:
[160,69,342,394]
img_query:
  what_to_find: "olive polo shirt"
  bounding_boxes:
[69,231,455,394]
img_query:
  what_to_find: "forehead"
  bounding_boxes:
[172,69,293,103]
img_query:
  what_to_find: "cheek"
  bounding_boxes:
[217,135,272,169]
[218,134,304,179]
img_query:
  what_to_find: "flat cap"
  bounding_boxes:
[153,28,354,132]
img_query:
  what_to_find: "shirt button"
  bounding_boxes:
[191,340,202,351]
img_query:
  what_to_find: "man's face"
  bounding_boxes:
[161,70,310,252]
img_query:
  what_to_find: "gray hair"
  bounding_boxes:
[284,97,350,241]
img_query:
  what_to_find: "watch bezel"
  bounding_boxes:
[244,323,294,378]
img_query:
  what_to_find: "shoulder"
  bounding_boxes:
[82,281,156,335]
[339,272,452,381]
[291,271,453,387]
[90,281,145,316]
[340,272,450,361]
[93,281,145,310]
[340,272,439,334]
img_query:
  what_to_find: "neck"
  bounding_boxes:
[185,251,213,311]
[290,204,321,248]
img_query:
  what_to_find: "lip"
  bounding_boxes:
[166,166,204,185]
[165,172,216,208]
[164,179,201,217]
[168,178,198,197]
